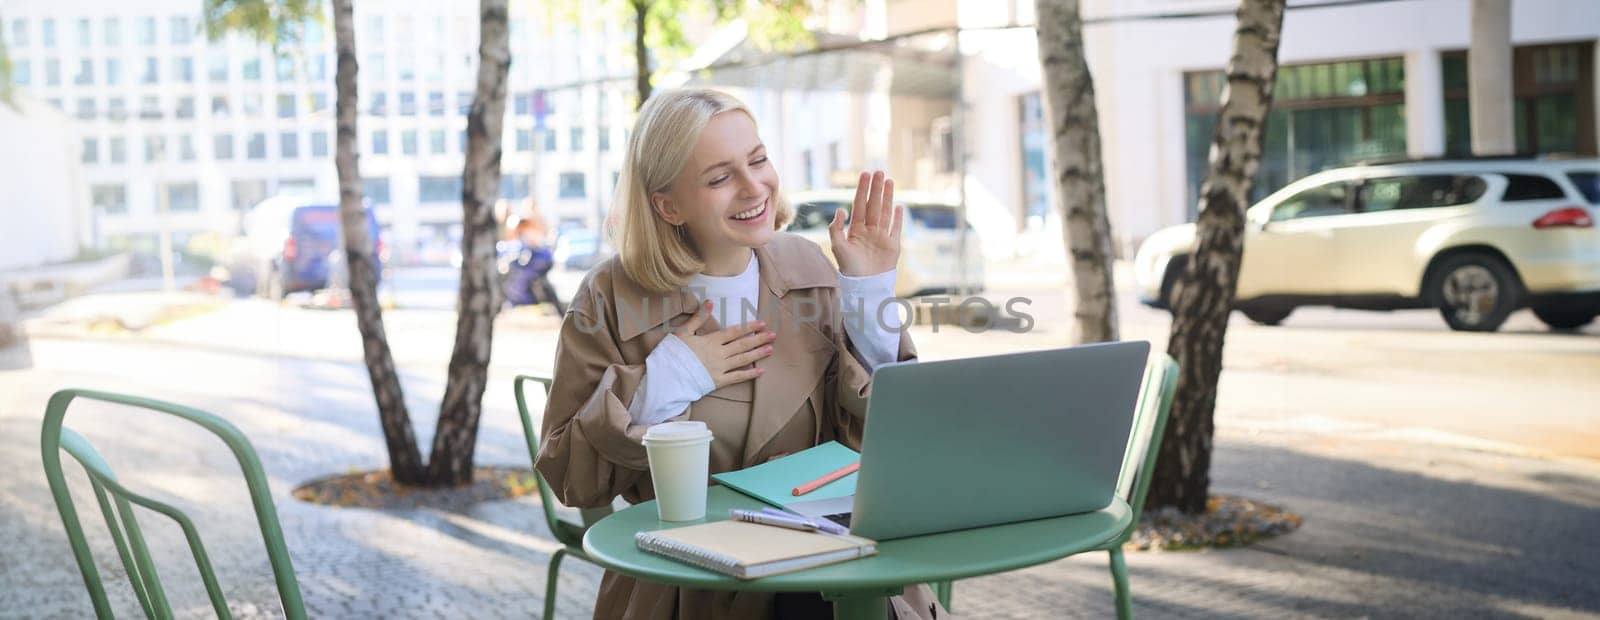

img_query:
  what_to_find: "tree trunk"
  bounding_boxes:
[425,0,510,486]
[1034,0,1118,344]
[1469,0,1515,155]
[633,0,652,109]
[332,0,425,484]
[1146,0,1285,515]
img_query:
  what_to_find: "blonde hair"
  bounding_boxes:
[609,88,793,292]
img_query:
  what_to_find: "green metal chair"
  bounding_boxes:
[41,388,305,619]
[935,354,1179,618]
[514,374,614,620]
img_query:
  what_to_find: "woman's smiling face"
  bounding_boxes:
[651,110,780,257]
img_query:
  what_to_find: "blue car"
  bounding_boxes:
[234,198,383,298]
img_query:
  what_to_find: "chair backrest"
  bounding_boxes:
[513,374,612,545]
[1113,355,1180,538]
[40,389,305,620]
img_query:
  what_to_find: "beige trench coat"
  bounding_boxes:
[536,232,919,619]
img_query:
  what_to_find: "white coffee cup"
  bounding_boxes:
[641,421,714,521]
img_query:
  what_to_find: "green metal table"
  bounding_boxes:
[582,486,1132,619]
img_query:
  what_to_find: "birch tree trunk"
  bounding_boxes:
[425,0,510,485]
[633,0,652,109]
[1034,0,1118,344]
[1146,0,1285,514]
[332,0,425,483]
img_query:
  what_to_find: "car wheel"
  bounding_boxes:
[1241,303,1293,326]
[1531,302,1597,330]
[1430,253,1522,332]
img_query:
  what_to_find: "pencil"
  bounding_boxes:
[791,461,860,496]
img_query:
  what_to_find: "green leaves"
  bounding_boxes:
[202,0,324,52]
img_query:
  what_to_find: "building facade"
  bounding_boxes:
[4,0,639,263]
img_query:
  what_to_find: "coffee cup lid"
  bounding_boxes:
[643,421,713,444]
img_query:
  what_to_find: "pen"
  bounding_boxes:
[792,461,860,496]
[729,508,818,532]
[760,507,849,535]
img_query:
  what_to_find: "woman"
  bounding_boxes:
[535,88,922,619]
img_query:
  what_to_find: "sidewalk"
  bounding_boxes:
[2,336,1597,618]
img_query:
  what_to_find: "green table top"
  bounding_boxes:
[582,485,1132,594]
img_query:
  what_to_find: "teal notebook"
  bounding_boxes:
[712,441,860,509]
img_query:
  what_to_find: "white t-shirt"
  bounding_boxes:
[626,253,903,426]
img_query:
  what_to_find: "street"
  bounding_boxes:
[2,262,1597,618]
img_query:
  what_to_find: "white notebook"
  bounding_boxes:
[634,520,877,580]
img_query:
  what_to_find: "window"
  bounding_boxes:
[277,94,296,118]
[363,16,384,44]
[242,94,263,116]
[92,184,127,214]
[429,129,446,154]
[144,135,166,162]
[501,175,530,200]
[457,92,473,115]
[10,18,28,47]
[368,92,388,116]
[515,128,532,152]
[542,128,556,152]
[364,178,391,204]
[141,57,158,84]
[311,131,329,157]
[458,129,466,152]
[109,137,126,163]
[75,98,95,120]
[401,129,418,155]
[211,95,229,118]
[569,127,584,152]
[173,57,193,82]
[309,56,327,81]
[247,133,266,159]
[397,52,415,80]
[1271,182,1351,221]
[214,133,234,160]
[208,53,228,82]
[231,179,268,211]
[399,92,416,116]
[515,93,531,115]
[371,130,388,154]
[598,126,610,152]
[74,60,94,85]
[310,92,328,113]
[242,58,260,81]
[77,18,91,47]
[170,16,192,45]
[419,175,462,202]
[11,60,29,86]
[175,97,195,119]
[136,17,155,45]
[429,91,445,116]
[559,172,586,199]
[103,17,120,46]
[1442,43,1597,157]
[81,138,99,163]
[165,182,200,212]
[276,55,295,81]
[178,135,195,161]
[42,18,56,47]
[104,59,121,85]
[107,97,126,120]
[364,54,386,80]
[280,132,299,158]
[1568,172,1600,205]
[139,95,161,119]
[1501,174,1566,201]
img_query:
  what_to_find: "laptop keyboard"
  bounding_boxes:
[823,513,852,527]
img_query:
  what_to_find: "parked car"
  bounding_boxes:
[231,197,384,299]
[787,189,984,297]
[1133,157,1600,332]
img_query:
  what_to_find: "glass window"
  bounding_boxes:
[165,182,200,212]
[136,17,155,45]
[502,175,530,200]
[81,138,99,163]
[107,97,126,120]
[364,54,386,80]
[232,179,269,211]
[41,18,56,47]
[1271,182,1351,221]
[1363,174,1484,212]
[428,91,445,116]
[104,59,121,85]
[401,129,418,155]
[92,184,127,214]
[419,175,462,202]
[141,57,158,84]
[109,137,126,163]
[214,133,233,160]
[310,131,329,157]
[1501,174,1566,201]
[45,59,61,86]
[569,127,584,152]
[242,58,260,81]
[397,52,415,80]
[75,98,96,120]
[368,92,387,115]
[542,128,556,152]
[277,94,296,118]
[310,92,328,113]
[280,131,299,158]
[103,17,120,46]
[457,91,473,115]
[211,95,229,117]
[175,96,195,119]
[363,177,391,204]
[559,172,586,199]
[429,129,446,154]
[371,130,388,154]
[12,60,30,86]
[309,56,327,81]
[363,16,384,44]
[208,53,228,82]
[515,129,532,152]
[276,55,294,81]
[11,18,28,47]
[144,135,167,162]
[1567,172,1600,205]
[242,94,262,116]
[173,57,193,82]
[77,18,92,47]
[514,93,531,115]
[170,16,192,45]
[399,92,416,116]
[139,95,161,119]
[247,132,266,159]
[598,126,610,152]
[178,135,195,161]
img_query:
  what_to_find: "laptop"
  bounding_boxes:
[785,341,1151,541]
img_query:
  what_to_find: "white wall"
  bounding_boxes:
[0,95,87,270]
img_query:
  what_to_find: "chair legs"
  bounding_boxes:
[930,580,953,612]
[544,547,568,620]
[1108,547,1132,620]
